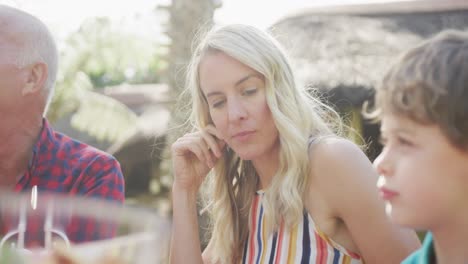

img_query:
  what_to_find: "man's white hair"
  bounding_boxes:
[0,5,58,115]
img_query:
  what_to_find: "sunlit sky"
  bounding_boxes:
[1,0,410,43]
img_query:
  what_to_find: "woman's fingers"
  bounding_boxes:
[204,125,223,140]
[173,134,215,168]
[203,125,226,157]
[173,136,207,165]
[200,131,222,158]
[173,125,225,169]
[192,135,215,168]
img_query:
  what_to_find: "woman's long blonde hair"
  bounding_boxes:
[185,24,342,263]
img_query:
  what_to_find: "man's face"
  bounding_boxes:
[0,33,28,117]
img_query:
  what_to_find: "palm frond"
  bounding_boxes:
[70,90,138,143]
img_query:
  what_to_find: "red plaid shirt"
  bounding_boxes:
[1,119,125,246]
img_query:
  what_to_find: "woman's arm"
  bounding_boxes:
[308,138,420,264]
[171,185,216,264]
[170,185,204,264]
[169,126,224,264]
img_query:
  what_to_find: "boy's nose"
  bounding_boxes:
[373,151,392,178]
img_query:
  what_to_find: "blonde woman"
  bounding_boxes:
[170,24,420,264]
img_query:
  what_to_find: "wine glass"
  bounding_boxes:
[0,187,170,264]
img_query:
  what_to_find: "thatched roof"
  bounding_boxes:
[271,0,468,108]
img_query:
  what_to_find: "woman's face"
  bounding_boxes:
[198,51,279,161]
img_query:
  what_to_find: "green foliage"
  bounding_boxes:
[71,90,138,143]
[47,69,138,143]
[46,17,165,143]
[47,71,91,122]
[65,17,163,88]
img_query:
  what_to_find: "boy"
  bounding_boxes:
[372,30,468,264]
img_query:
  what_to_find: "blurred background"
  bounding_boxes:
[1,0,467,220]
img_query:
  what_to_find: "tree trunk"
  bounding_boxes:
[156,0,221,248]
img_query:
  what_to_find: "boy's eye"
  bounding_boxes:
[378,135,414,148]
[397,136,413,146]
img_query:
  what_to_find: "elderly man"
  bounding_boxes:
[0,5,125,244]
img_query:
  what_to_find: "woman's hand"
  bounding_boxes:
[171,125,225,192]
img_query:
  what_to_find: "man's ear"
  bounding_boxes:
[22,62,48,96]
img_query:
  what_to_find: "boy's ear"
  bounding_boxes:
[22,62,48,96]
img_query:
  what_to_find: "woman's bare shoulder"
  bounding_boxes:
[308,137,369,175]
[307,136,376,204]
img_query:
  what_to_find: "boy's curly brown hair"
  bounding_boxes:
[369,30,468,151]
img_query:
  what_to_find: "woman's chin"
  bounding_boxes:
[234,152,256,161]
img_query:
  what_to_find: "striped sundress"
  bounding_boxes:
[241,191,363,264]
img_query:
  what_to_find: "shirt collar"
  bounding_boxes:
[420,232,436,263]
[29,118,53,170]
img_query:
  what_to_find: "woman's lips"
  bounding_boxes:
[232,131,255,142]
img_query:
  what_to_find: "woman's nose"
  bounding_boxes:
[227,98,247,122]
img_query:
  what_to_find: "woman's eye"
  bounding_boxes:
[242,87,257,96]
[212,100,225,108]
